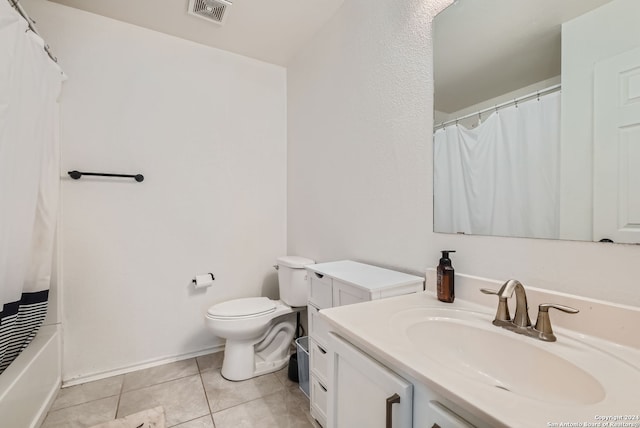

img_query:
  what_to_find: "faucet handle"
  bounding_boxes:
[534,303,579,342]
[539,303,579,314]
[480,288,511,326]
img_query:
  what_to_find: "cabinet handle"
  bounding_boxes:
[314,272,324,279]
[319,383,327,392]
[385,393,401,428]
[317,345,327,354]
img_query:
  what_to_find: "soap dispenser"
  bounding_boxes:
[437,250,456,303]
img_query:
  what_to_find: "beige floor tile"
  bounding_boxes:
[122,358,199,392]
[170,414,215,428]
[44,352,317,428]
[41,396,119,428]
[201,370,283,412]
[50,375,123,411]
[212,387,314,428]
[274,366,299,389]
[91,406,165,428]
[196,352,224,373]
[280,384,318,427]
[117,374,209,426]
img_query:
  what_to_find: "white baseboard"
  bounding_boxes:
[61,344,225,388]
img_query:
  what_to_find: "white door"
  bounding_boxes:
[593,46,640,243]
[327,333,412,428]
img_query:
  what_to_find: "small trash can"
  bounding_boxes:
[295,336,310,398]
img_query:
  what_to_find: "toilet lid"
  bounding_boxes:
[207,297,277,319]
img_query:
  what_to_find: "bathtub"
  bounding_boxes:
[0,324,61,427]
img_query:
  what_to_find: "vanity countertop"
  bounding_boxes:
[320,290,640,428]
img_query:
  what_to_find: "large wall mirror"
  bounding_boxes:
[433,0,640,244]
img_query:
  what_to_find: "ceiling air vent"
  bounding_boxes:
[188,0,232,25]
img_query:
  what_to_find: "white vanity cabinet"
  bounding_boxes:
[328,333,479,428]
[328,333,413,428]
[305,260,423,427]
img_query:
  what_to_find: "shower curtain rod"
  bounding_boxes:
[434,83,561,131]
[7,0,57,63]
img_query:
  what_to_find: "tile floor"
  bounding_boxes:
[42,352,319,428]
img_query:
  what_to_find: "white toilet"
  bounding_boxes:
[205,256,314,381]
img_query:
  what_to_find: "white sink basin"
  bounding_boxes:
[320,292,640,427]
[390,307,636,406]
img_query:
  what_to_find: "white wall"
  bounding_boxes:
[287,0,640,308]
[23,0,287,382]
[559,0,640,241]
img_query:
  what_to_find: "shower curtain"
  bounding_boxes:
[433,92,561,239]
[0,1,64,374]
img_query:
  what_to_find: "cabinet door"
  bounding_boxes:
[310,338,329,385]
[309,272,333,308]
[328,333,412,428]
[310,374,328,427]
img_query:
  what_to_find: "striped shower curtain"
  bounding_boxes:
[0,0,64,374]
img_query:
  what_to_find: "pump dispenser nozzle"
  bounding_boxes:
[440,250,455,263]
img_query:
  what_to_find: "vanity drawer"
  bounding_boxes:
[308,304,330,348]
[309,272,333,309]
[310,338,329,384]
[332,279,369,307]
[310,375,328,427]
[428,401,474,427]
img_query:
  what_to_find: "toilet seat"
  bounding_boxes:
[207,297,276,319]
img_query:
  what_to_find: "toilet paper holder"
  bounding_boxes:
[192,273,215,288]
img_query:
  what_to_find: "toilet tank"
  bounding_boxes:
[276,256,315,307]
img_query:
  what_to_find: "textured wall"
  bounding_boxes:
[287,0,447,272]
[287,0,640,308]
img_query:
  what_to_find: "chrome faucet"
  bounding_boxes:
[481,279,579,342]
[497,279,531,330]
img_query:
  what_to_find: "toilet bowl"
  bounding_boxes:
[205,256,314,381]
